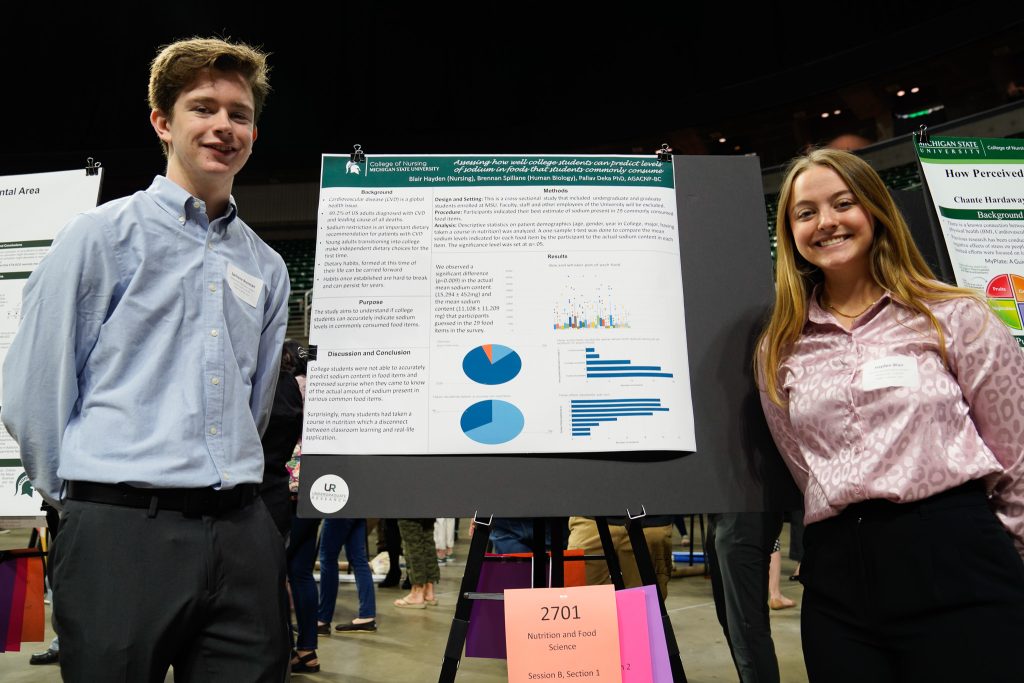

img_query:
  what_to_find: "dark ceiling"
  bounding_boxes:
[4,3,1022,202]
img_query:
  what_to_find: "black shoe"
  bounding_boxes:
[316,622,331,635]
[29,649,59,665]
[291,650,320,674]
[379,571,400,588]
[335,620,378,633]
[401,576,411,590]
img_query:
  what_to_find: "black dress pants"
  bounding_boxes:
[800,482,1024,683]
[52,498,290,682]
[707,512,783,683]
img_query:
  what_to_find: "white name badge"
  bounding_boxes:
[861,355,920,391]
[226,264,263,308]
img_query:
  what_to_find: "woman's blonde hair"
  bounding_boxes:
[756,148,975,405]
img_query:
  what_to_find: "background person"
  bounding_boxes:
[394,519,439,608]
[706,512,783,683]
[317,518,378,634]
[260,340,305,537]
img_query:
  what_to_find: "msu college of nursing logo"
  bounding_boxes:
[309,474,350,514]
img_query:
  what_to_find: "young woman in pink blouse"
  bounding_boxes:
[757,148,1024,682]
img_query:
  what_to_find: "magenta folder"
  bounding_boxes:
[638,585,672,682]
[616,587,654,682]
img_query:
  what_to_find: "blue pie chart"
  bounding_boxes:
[460,400,525,445]
[462,344,522,385]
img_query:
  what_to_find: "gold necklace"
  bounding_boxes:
[822,294,882,318]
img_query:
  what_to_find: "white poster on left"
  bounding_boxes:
[0,169,103,519]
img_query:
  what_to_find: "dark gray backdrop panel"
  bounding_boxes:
[298,155,800,518]
[892,187,956,286]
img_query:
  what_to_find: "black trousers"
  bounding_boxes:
[800,482,1024,683]
[53,498,290,682]
[707,512,783,683]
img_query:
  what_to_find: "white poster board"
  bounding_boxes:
[0,169,102,520]
[303,155,695,456]
[916,136,1024,347]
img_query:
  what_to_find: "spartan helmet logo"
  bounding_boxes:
[16,472,33,497]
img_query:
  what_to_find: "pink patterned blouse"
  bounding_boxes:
[760,290,1024,557]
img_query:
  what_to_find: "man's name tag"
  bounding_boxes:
[226,264,262,308]
[861,355,919,391]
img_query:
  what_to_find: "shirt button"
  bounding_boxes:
[211,329,219,337]
[178,215,185,224]
[193,200,201,209]
[209,283,217,292]
[209,426,218,435]
[211,377,220,385]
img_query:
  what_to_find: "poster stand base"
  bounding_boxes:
[437,514,688,683]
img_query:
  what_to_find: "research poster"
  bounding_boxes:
[916,136,1024,347]
[304,155,696,455]
[0,169,102,518]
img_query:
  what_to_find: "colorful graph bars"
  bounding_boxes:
[554,314,626,330]
[583,347,674,379]
[552,286,630,330]
[570,398,669,437]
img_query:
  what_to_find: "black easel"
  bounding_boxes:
[438,513,688,682]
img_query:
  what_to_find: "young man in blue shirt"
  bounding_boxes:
[2,38,291,681]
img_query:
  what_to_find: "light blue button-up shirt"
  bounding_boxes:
[1,176,290,505]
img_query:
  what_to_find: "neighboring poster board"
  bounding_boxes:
[0,169,102,521]
[915,136,1024,347]
[299,155,798,518]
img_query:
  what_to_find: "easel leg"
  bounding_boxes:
[438,515,493,683]
[686,514,696,564]
[550,518,565,588]
[532,518,548,588]
[594,516,626,590]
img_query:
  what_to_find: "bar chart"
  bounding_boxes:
[552,285,630,330]
[570,398,670,437]
[583,347,674,379]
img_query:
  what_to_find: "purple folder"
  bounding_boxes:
[465,556,533,659]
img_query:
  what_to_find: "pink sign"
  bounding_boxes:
[637,585,672,682]
[615,588,653,682]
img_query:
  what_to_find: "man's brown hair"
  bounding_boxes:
[148,37,270,155]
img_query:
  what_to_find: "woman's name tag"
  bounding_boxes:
[861,355,920,391]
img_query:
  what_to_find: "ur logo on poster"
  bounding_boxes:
[309,474,350,513]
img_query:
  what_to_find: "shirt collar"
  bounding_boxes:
[807,283,893,327]
[146,176,238,226]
